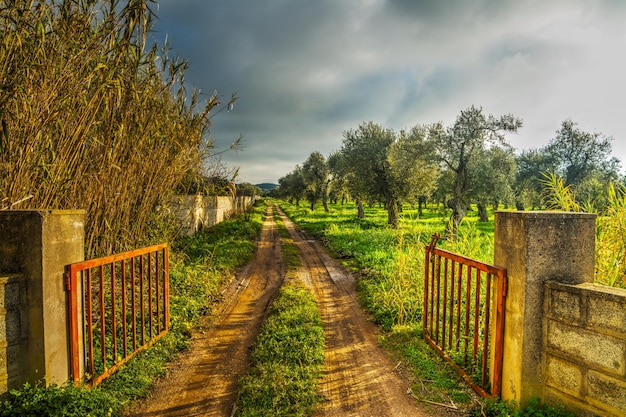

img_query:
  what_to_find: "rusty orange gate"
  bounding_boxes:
[423,234,507,397]
[65,244,170,386]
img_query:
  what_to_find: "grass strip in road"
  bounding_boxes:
[235,282,325,417]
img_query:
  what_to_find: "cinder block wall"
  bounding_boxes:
[0,273,27,397]
[543,282,626,417]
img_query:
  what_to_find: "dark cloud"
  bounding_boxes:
[152,0,626,184]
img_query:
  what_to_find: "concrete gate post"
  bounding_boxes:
[493,211,596,404]
[0,210,85,387]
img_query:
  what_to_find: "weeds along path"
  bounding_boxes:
[277,207,429,417]
[128,204,285,417]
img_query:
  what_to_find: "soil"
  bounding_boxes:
[127,204,451,416]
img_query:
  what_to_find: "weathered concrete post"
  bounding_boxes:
[494,211,596,404]
[0,210,84,387]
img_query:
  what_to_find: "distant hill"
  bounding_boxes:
[256,183,278,192]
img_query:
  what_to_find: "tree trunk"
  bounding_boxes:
[477,203,488,222]
[322,181,330,212]
[446,198,466,238]
[417,196,426,217]
[357,200,365,219]
[387,198,399,228]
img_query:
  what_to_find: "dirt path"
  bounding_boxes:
[128,205,285,416]
[129,203,430,416]
[278,208,428,417]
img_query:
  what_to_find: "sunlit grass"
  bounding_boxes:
[280,200,495,330]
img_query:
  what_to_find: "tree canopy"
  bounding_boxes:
[276,107,625,234]
[428,106,522,236]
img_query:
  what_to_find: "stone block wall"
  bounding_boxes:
[543,281,626,416]
[0,273,26,397]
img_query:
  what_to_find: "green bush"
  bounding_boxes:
[474,397,574,417]
[0,383,115,417]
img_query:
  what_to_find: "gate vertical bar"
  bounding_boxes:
[163,246,170,331]
[131,257,137,351]
[121,259,127,358]
[472,269,481,373]
[86,269,94,377]
[98,265,106,371]
[139,254,145,346]
[111,263,117,365]
[482,273,492,389]
[154,252,161,333]
[442,257,449,350]
[148,252,153,339]
[66,265,80,382]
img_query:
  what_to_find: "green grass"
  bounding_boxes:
[380,324,472,405]
[235,283,325,417]
[473,397,575,417]
[280,200,495,332]
[0,201,267,417]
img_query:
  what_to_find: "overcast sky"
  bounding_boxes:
[151,0,626,185]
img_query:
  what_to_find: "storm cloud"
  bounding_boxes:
[152,0,626,184]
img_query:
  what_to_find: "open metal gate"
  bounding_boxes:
[423,234,507,397]
[65,243,169,386]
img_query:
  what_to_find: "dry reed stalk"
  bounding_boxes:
[0,1,224,257]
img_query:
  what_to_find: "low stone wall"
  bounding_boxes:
[543,282,626,416]
[168,195,257,236]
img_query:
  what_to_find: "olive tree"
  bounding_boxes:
[472,145,517,221]
[277,166,306,205]
[388,125,439,216]
[428,106,522,237]
[340,122,397,224]
[301,151,330,211]
[545,119,619,186]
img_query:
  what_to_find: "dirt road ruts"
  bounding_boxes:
[129,203,430,416]
[277,207,428,417]
[128,204,284,416]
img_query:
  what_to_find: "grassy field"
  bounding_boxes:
[280,200,495,330]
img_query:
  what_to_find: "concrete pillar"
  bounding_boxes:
[0,210,84,386]
[494,211,596,404]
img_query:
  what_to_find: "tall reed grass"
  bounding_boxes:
[0,1,231,256]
